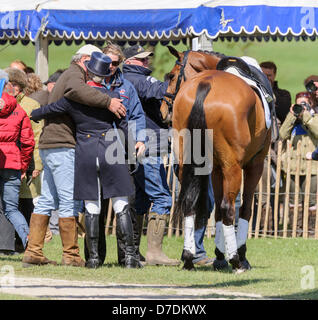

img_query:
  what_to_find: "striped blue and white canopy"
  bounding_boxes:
[0,1,317,42]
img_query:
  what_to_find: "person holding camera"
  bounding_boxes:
[279,91,318,235]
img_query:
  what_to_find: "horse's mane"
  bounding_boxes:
[197,50,227,59]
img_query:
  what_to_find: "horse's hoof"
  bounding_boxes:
[233,267,247,274]
[232,260,251,274]
[212,258,229,271]
[182,263,196,271]
[181,249,195,271]
[241,259,252,271]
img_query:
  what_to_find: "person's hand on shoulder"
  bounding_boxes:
[108,98,126,118]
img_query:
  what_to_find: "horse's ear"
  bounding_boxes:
[167,46,181,60]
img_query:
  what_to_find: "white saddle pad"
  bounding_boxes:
[224,66,272,129]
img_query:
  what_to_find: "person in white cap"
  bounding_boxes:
[22,44,126,268]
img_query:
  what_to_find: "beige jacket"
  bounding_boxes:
[17,93,43,198]
[279,110,318,175]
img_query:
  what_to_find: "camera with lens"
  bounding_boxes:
[305,80,318,93]
[292,102,311,116]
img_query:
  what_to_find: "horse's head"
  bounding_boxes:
[160,46,224,123]
[160,46,188,123]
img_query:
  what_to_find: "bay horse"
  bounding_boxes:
[162,47,271,273]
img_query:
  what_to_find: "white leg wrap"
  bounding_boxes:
[214,221,225,253]
[236,218,249,249]
[222,224,237,260]
[184,215,196,255]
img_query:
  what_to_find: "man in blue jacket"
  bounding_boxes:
[122,45,178,265]
[122,45,217,267]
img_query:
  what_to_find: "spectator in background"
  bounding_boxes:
[304,75,318,107]
[280,91,318,235]
[24,73,43,97]
[122,45,179,266]
[260,61,291,123]
[5,67,45,250]
[0,69,35,252]
[123,44,216,267]
[44,69,65,93]
[10,60,34,74]
[258,61,291,232]
[24,66,35,74]
[10,60,27,72]
[28,70,65,110]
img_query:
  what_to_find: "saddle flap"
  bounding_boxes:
[216,56,252,77]
[217,56,274,105]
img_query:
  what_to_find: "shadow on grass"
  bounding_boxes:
[266,289,318,300]
[8,280,268,300]
[187,278,272,289]
[0,255,23,263]
[179,264,269,273]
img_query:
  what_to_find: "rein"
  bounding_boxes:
[163,50,190,111]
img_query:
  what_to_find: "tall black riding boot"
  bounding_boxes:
[131,210,145,262]
[116,220,126,266]
[84,212,100,269]
[116,205,142,268]
[84,201,107,265]
[116,208,145,265]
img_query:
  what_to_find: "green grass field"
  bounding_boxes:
[0,38,317,100]
[0,235,318,299]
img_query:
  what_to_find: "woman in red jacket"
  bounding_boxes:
[0,77,35,250]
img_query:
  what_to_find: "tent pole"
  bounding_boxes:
[35,35,49,83]
[191,34,213,51]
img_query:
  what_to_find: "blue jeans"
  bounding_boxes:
[35,148,81,218]
[192,175,215,263]
[134,156,172,215]
[0,169,29,248]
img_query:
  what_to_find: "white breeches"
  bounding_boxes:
[84,158,128,215]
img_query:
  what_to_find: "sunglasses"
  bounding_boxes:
[111,60,120,67]
[136,57,148,62]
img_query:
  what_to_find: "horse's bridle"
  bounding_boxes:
[163,50,190,112]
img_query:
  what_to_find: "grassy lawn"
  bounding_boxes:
[0,234,318,299]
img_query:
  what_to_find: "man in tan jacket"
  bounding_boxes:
[22,44,127,267]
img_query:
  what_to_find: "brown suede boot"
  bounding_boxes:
[44,226,53,243]
[59,217,85,267]
[145,212,180,266]
[22,214,57,267]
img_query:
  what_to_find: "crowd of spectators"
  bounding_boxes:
[256,62,318,235]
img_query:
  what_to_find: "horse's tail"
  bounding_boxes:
[174,81,212,229]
